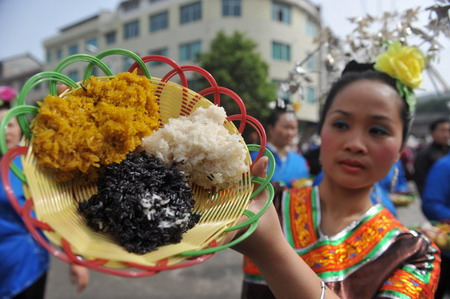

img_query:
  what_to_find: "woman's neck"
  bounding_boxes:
[268,141,289,156]
[318,177,374,236]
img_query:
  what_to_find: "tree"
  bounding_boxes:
[198,30,276,123]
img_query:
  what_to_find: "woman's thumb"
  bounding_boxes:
[251,156,268,179]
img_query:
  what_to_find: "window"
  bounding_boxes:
[46,51,51,63]
[68,44,79,55]
[124,20,140,39]
[222,0,241,16]
[180,2,201,24]
[105,31,116,45]
[122,0,140,12]
[85,37,98,53]
[306,87,316,103]
[179,41,202,62]
[56,48,63,60]
[306,52,316,70]
[68,70,79,82]
[148,48,169,66]
[272,42,290,61]
[272,1,291,24]
[122,53,139,71]
[306,18,317,37]
[150,11,168,32]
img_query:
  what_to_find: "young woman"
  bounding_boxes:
[234,43,440,298]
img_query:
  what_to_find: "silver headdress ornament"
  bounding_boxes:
[317,1,449,95]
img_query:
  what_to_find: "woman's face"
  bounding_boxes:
[268,112,298,149]
[320,80,404,189]
[0,109,22,150]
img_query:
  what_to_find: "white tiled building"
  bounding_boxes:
[44,0,324,122]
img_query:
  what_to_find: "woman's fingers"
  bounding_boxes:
[251,156,268,179]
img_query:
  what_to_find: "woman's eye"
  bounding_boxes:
[369,126,389,136]
[332,120,348,130]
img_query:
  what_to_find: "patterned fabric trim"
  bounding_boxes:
[243,186,408,284]
[378,268,436,299]
[283,186,406,282]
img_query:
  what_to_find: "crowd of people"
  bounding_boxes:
[0,40,449,299]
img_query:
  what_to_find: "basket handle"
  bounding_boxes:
[179,146,275,256]
[129,55,189,86]
[227,115,267,166]
[0,107,38,182]
[52,54,114,90]
[94,48,151,79]
[200,86,247,133]
[15,73,77,138]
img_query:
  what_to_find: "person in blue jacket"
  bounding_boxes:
[422,152,450,299]
[251,105,309,188]
[0,87,89,299]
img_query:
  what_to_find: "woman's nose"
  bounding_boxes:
[343,131,367,154]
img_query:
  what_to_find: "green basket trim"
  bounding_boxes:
[224,177,274,232]
[16,72,78,138]
[181,144,276,256]
[0,105,38,182]
[92,48,151,79]
[51,54,113,94]
[180,209,258,256]
[247,144,275,198]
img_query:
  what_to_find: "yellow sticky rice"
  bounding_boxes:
[31,71,160,182]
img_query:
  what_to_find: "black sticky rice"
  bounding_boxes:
[78,152,200,254]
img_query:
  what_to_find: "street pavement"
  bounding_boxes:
[45,188,436,299]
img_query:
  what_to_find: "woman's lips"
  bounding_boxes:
[338,159,365,173]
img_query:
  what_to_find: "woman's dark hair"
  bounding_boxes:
[0,101,11,110]
[318,61,413,142]
[429,118,450,132]
[266,100,296,128]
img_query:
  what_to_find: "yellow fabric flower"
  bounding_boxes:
[374,41,426,89]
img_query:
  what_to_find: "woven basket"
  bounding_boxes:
[0,49,274,277]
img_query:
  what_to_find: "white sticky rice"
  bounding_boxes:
[141,105,248,189]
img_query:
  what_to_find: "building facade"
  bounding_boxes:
[0,54,48,106]
[44,0,323,122]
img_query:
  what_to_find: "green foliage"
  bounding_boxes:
[198,30,276,121]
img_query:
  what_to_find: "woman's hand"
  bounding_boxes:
[69,264,90,293]
[228,157,286,258]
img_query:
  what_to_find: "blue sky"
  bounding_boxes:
[0,0,448,95]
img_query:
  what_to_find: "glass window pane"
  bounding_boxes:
[148,48,169,66]
[150,11,168,32]
[68,44,78,55]
[272,1,291,24]
[306,87,316,103]
[180,2,202,24]
[272,42,290,61]
[105,31,116,44]
[222,0,241,17]
[179,41,202,62]
[124,20,140,39]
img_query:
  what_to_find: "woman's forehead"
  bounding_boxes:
[330,80,401,109]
